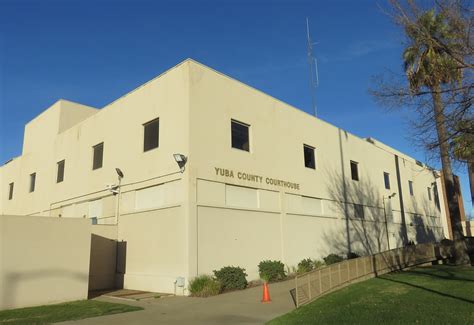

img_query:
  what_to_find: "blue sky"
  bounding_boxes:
[0,0,471,215]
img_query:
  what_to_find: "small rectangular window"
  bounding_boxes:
[303,144,316,169]
[427,187,432,201]
[434,184,440,209]
[29,173,36,193]
[408,180,414,196]
[354,204,365,219]
[92,142,104,170]
[384,172,390,190]
[350,161,359,181]
[8,182,14,200]
[57,160,65,183]
[231,119,250,152]
[143,118,159,152]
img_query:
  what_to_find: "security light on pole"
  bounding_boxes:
[114,167,124,225]
[383,192,397,250]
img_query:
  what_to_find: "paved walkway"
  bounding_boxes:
[59,280,296,325]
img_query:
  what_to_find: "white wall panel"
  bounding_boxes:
[225,184,258,209]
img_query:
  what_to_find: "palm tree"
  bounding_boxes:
[452,120,474,218]
[402,9,468,262]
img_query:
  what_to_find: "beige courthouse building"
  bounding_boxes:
[0,59,451,296]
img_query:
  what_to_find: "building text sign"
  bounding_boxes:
[214,167,300,190]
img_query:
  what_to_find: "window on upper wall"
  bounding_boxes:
[29,173,36,193]
[350,161,359,181]
[354,204,365,219]
[231,119,250,152]
[92,142,104,170]
[303,144,316,169]
[427,187,432,201]
[384,172,390,190]
[433,184,440,209]
[143,118,159,152]
[57,160,65,183]
[8,182,14,200]
[408,180,414,196]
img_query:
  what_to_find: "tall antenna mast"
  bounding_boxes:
[306,17,319,117]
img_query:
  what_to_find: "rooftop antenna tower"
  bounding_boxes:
[306,17,319,117]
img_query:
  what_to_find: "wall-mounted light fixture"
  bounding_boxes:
[116,168,124,179]
[173,154,188,173]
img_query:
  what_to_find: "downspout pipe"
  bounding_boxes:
[395,155,409,245]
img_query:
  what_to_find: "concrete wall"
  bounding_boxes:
[0,215,90,310]
[187,61,446,279]
[118,205,187,294]
[1,64,190,219]
[0,62,191,294]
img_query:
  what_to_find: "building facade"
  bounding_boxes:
[0,59,449,294]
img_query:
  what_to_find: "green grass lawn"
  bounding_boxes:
[269,265,474,324]
[0,300,143,324]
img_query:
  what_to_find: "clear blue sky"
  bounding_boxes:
[0,0,471,216]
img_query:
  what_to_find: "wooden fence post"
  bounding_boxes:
[338,263,342,285]
[308,274,311,300]
[295,277,299,308]
[318,269,322,294]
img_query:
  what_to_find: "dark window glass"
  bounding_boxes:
[427,187,432,201]
[384,172,390,190]
[354,204,365,219]
[93,143,104,170]
[57,160,65,183]
[29,173,36,193]
[350,161,359,181]
[433,184,440,209]
[304,145,316,169]
[8,183,14,200]
[408,180,414,196]
[143,118,160,152]
[231,120,250,151]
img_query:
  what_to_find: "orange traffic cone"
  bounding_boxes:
[261,282,271,303]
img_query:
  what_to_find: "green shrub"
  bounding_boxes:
[213,266,248,291]
[188,275,221,297]
[312,259,325,269]
[258,260,286,282]
[297,258,314,274]
[323,253,344,265]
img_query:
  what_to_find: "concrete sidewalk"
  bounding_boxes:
[59,279,296,325]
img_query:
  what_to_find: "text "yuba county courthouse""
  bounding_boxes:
[214,167,300,190]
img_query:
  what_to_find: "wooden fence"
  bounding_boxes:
[294,242,441,308]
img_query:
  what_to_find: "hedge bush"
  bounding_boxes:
[213,266,248,291]
[313,259,325,269]
[188,275,221,297]
[258,260,286,282]
[323,253,344,265]
[347,252,361,260]
[297,258,314,274]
